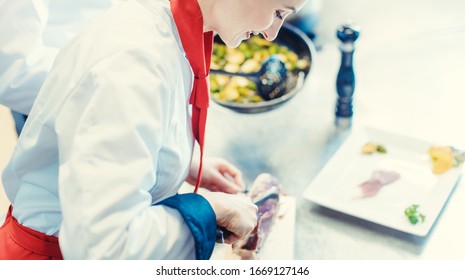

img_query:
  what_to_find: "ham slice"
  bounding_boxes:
[232,173,282,259]
[358,170,400,198]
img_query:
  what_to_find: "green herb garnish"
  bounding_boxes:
[376,145,387,153]
[404,204,426,225]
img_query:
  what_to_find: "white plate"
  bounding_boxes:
[303,126,464,236]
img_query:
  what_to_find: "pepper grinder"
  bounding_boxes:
[335,24,360,128]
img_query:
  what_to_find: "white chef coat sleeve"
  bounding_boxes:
[55,48,215,259]
[0,0,58,115]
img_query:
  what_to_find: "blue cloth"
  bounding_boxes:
[11,110,27,136]
[156,193,216,260]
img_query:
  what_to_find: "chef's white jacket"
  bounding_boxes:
[1,0,216,259]
[0,0,118,115]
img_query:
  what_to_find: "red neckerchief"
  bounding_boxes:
[170,0,213,193]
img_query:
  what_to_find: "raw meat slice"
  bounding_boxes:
[358,170,400,198]
[232,173,282,259]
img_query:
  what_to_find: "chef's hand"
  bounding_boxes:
[202,191,258,244]
[187,157,245,194]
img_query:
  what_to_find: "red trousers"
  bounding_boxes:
[0,206,63,260]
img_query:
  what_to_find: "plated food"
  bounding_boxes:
[357,170,400,198]
[361,142,387,154]
[404,204,426,225]
[303,126,465,236]
[429,146,465,174]
[357,142,464,225]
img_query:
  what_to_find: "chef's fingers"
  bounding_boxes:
[220,164,245,189]
[200,157,245,193]
[203,192,258,242]
[220,198,257,241]
[211,174,244,194]
[223,233,242,244]
[199,172,243,194]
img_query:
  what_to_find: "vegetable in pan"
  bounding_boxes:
[210,36,309,104]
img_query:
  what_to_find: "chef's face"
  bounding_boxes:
[212,0,308,48]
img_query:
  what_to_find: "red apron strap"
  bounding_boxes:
[0,205,63,260]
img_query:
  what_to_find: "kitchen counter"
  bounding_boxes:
[205,0,465,259]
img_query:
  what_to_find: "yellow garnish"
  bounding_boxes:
[361,143,377,154]
[429,146,454,174]
[361,142,387,155]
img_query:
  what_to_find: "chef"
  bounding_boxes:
[0,0,308,259]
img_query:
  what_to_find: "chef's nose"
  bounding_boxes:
[263,20,284,41]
